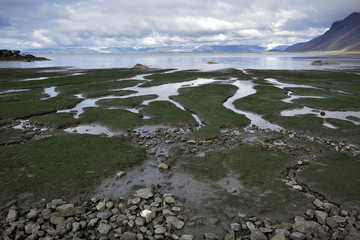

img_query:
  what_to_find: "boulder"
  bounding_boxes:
[292,220,321,234]
[132,63,149,69]
[135,188,153,199]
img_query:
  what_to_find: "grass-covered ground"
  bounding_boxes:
[0,134,146,204]
[0,66,359,217]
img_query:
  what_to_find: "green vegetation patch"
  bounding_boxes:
[30,112,81,129]
[180,145,311,218]
[0,134,146,204]
[0,128,33,145]
[173,83,250,128]
[81,108,144,131]
[141,101,197,127]
[248,69,360,94]
[298,151,360,211]
[186,125,221,140]
[0,97,81,120]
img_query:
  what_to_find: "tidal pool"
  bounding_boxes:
[64,124,122,137]
[265,77,360,128]
[41,86,59,100]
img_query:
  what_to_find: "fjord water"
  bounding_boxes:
[1,52,360,70]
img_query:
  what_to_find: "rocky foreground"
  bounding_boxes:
[0,50,50,62]
[1,185,360,240]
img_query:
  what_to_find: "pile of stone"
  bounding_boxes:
[1,187,360,240]
[0,187,191,240]
[0,50,50,62]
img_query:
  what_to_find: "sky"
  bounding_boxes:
[0,0,359,50]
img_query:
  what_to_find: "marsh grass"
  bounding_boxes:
[173,83,250,128]
[0,134,146,204]
[180,145,311,218]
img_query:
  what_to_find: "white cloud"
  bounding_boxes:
[0,0,359,49]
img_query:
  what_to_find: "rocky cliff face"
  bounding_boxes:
[286,12,360,52]
[0,49,50,62]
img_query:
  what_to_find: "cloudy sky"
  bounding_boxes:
[0,0,359,50]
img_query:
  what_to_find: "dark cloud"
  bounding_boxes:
[0,15,10,27]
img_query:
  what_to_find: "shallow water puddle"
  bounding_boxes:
[64,124,122,137]
[223,80,282,131]
[0,89,30,95]
[266,77,360,128]
[41,86,59,100]
[281,106,360,126]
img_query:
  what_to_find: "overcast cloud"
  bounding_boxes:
[0,0,359,50]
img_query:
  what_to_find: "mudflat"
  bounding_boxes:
[0,67,359,239]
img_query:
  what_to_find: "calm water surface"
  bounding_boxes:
[1,52,360,70]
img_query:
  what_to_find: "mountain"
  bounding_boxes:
[193,45,266,52]
[286,12,360,52]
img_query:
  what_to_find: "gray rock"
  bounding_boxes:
[315,210,328,225]
[333,215,346,223]
[27,209,39,220]
[141,209,155,223]
[96,202,106,211]
[50,216,65,226]
[88,218,99,227]
[56,203,74,213]
[136,188,153,199]
[246,221,256,230]
[6,209,18,222]
[179,235,193,240]
[290,232,306,240]
[166,216,185,230]
[72,222,81,232]
[204,233,218,239]
[98,221,112,235]
[326,216,338,228]
[96,211,112,220]
[231,223,241,231]
[271,232,286,240]
[251,228,267,240]
[224,233,235,240]
[24,222,40,235]
[155,226,167,234]
[135,217,144,226]
[313,199,324,209]
[275,229,290,237]
[292,220,321,234]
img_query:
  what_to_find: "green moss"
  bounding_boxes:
[173,83,250,128]
[30,112,81,129]
[0,128,33,145]
[299,151,360,210]
[81,108,144,131]
[141,101,197,126]
[0,134,146,204]
[186,125,221,140]
[180,145,311,218]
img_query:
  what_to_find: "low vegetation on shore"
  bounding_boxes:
[0,66,359,239]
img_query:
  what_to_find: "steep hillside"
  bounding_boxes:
[286,12,360,51]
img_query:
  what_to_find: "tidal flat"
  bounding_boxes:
[0,66,359,238]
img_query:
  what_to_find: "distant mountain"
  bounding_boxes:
[268,45,290,52]
[286,12,360,52]
[24,47,98,53]
[193,45,266,52]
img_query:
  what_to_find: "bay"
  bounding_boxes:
[0,52,359,70]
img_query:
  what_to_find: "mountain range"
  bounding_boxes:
[286,12,360,52]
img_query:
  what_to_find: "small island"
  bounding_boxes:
[0,49,50,62]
